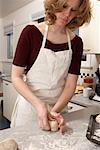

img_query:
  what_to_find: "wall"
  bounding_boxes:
[0,0,34,18]
[2,62,12,75]
[80,0,100,53]
[0,0,2,18]
[0,18,3,71]
[79,0,99,76]
[0,0,44,74]
[2,0,44,56]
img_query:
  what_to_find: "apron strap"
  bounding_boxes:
[41,25,72,50]
[66,30,71,50]
[41,24,48,48]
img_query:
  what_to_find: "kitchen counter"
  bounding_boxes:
[71,94,100,107]
[0,106,100,150]
[2,76,11,82]
[2,75,100,107]
[0,91,100,149]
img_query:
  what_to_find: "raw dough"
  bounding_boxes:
[95,114,100,124]
[0,139,18,150]
[49,120,58,132]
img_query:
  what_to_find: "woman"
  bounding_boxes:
[11,0,91,133]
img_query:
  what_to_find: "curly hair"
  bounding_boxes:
[44,0,92,30]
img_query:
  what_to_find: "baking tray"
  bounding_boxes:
[86,114,100,145]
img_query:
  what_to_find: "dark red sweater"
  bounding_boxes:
[13,25,83,75]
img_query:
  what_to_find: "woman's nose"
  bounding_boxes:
[63,8,71,17]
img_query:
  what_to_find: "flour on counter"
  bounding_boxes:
[0,121,99,150]
[23,121,99,150]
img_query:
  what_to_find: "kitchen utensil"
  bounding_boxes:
[86,114,100,145]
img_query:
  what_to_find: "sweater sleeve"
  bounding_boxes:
[13,25,35,67]
[68,36,83,75]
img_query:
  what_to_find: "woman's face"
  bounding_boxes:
[55,0,80,26]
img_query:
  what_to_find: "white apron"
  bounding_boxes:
[11,25,72,127]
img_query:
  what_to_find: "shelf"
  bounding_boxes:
[81,66,93,70]
[83,50,100,55]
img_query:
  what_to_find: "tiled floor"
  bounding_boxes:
[0,101,10,130]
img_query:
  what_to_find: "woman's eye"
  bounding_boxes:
[71,8,78,12]
[63,4,68,9]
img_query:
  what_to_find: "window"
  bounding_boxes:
[7,32,13,59]
[74,28,79,35]
[4,23,13,59]
[31,11,44,23]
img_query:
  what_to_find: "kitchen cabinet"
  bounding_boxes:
[3,80,17,121]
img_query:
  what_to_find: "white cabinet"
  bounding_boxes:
[3,80,17,121]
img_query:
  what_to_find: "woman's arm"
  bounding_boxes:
[11,64,50,130]
[51,73,78,113]
[12,65,41,107]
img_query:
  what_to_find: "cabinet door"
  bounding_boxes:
[3,80,17,121]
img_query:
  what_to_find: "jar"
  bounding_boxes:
[83,76,96,90]
[83,87,93,98]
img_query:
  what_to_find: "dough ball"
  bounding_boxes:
[95,114,100,124]
[0,139,18,150]
[49,120,58,132]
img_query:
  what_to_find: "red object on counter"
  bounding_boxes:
[83,76,96,90]
[84,76,94,83]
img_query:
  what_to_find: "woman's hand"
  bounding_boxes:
[36,102,50,131]
[48,111,65,134]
